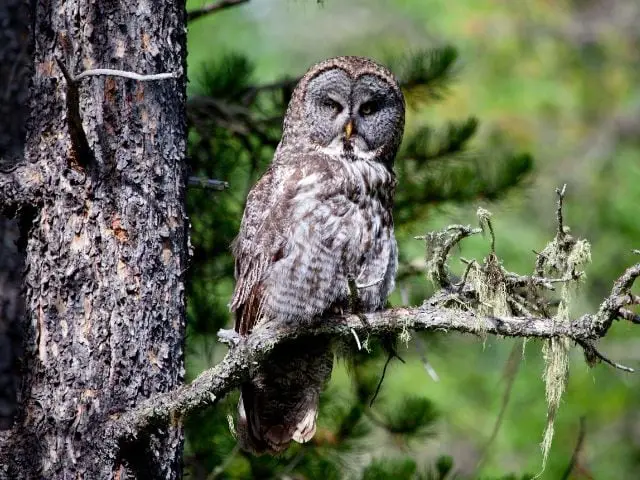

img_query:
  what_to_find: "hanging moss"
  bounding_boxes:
[537,233,591,475]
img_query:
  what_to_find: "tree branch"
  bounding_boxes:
[55,55,179,169]
[0,161,43,214]
[187,176,229,191]
[187,0,250,23]
[108,273,636,443]
[96,189,640,453]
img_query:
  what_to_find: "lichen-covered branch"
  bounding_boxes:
[107,187,640,464]
[109,261,638,443]
[0,161,43,214]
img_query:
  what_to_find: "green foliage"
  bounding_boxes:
[183,36,534,477]
[395,46,459,103]
[380,396,437,438]
[183,0,640,478]
[194,53,255,100]
[361,458,417,480]
[403,118,478,161]
[428,456,454,480]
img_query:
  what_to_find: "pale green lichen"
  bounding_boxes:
[477,206,493,226]
[539,336,570,474]
[537,234,591,477]
[362,334,372,353]
[567,239,592,273]
[227,413,237,439]
[399,319,412,347]
[423,230,448,287]
[469,253,510,338]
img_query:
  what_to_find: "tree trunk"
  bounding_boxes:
[1,0,188,478]
[0,0,32,431]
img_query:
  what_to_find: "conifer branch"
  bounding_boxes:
[187,0,250,23]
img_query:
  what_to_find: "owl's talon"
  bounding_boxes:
[217,328,241,347]
[356,312,369,327]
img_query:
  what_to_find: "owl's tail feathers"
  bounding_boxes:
[236,383,319,455]
[235,341,333,454]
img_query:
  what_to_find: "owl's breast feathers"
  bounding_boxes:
[232,151,397,336]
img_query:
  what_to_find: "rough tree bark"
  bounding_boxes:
[0,0,31,431]
[0,0,188,478]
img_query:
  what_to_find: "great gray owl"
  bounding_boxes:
[231,56,405,454]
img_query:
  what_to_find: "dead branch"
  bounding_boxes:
[560,417,587,480]
[72,69,177,82]
[96,188,640,459]
[416,224,482,288]
[108,263,638,443]
[187,176,229,190]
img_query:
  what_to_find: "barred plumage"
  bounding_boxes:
[231,56,405,454]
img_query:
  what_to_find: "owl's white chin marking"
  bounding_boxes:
[316,137,377,161]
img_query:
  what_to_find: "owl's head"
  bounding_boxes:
[281,56,405,165]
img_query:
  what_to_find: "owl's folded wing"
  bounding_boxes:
[231,158,353,335]
[230,164,284,335]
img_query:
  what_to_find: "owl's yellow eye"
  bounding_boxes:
[359,101,377,116]
[322,98,342,113]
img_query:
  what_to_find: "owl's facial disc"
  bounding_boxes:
[304,69,403,162]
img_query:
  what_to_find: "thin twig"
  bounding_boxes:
[477,207,496,253]
[357,277,384,289]
[506,272,583,291]
[73,69,178,82]
[575,339,634,373]
[596,261,640,334]
[57,58,178,84]
[560,417,586,480]
[414,336,439,382]
[209,444,240,479]
[476,340,523,470]
[188,176,229,191]
[619,308,640,324]
[187,0,250,22]
[556,183,567,237]
[456,258,477,292]
[370,353,394,407]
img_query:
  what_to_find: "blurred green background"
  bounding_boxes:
[183,0,640,478]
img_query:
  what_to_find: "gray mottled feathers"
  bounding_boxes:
[231,56,404,454]
[231,154,397,334]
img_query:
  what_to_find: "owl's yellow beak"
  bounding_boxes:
[344,120,353,140]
